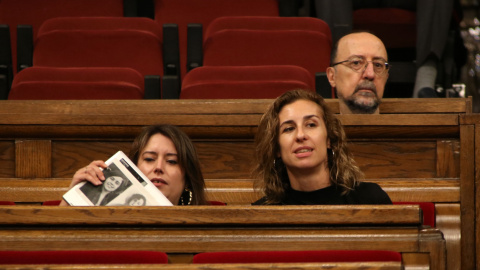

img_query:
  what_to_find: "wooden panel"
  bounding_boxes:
[339,114,459,126]
[195,141,255,179]
[435,203,461,270]
[401,253,430,270]
[0,141,14,178]
[350,141,437,178]
[477,123,480,270]
[0,206,422,226]
[436,140,460,178]
[15,140,51,178]
[47,140,459,180]
[0,178,460,205]
[459,124,475,270]
[52,141,131,178]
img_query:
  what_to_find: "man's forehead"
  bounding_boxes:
[337,33,387,60]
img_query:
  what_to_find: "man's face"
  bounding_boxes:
[327,33,389,114]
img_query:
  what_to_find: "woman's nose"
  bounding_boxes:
[154,160,164,174]
[296,128,306,141]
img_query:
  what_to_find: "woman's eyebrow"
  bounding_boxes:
[280,115,320,127]
[303,114,320,120]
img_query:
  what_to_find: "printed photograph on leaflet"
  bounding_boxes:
[63,151,173,206]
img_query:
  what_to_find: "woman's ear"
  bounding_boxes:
[327,138,331,149]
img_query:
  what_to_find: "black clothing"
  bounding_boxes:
[252,182,392,205]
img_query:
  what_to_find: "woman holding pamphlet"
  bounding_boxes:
[60,124,208,206]
[252,89,391,205]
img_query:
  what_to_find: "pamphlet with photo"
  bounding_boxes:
[63,151,173,206]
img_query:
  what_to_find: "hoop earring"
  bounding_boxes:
[180,188,193,205]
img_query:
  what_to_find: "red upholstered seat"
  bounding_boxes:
[181,65,314,99]
[192,250,402,264]
[34,30,163,78]
[208,200,226,205]
[38,17,162,39]
[0,250,169,264]
[153,0,279,79]
[0,201,15,205]
[206,16,331,45]
[353,8,416,49]
[0,0,126,74]
[393,201,435,227]
[33,16,178,98]
[31,29,164,98]
[42,200,62,206]
[203,29,331,81]
[8,67,144,100]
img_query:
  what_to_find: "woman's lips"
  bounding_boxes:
[151,178,167,187]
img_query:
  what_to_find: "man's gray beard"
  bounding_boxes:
[344,95,380,114]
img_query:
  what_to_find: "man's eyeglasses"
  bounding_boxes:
[331,57,390,75]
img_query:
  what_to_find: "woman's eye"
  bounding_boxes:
[307,122,317,128]
[167,160,178,165]
[282,126,294,133]
[144,157,154,162]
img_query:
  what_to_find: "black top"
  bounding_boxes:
[252,182,392,205]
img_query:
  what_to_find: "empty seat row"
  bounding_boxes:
[0,0,281,99]
[5,15,332,100]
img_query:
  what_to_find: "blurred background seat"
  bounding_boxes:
[0,0,135,97]
[202,29,331,97]
[151,0,279,81]
[180,65,315,99]
[32,26,165,98]
[8,67,145,100]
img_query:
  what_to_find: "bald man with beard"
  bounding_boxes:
[326,32,389,114]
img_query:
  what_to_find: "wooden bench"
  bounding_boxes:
[0,205,440,270]
[0,98,474,269]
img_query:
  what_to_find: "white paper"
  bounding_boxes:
[63,151,173,206]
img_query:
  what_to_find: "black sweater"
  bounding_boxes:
[252,182,392,205]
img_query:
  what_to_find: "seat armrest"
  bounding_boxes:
[144,75,161,99]
[162,75,180,99]
[187,23,203,72]
[17,25,33,72]
[163,23,180,77]
[315,72,333,98]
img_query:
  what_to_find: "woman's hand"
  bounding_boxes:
[68,160,108,189]
[60,160,108,206]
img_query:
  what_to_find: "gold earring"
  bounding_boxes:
[180,188,192,205]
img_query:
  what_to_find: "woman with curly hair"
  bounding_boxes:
[252,89,391,205]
